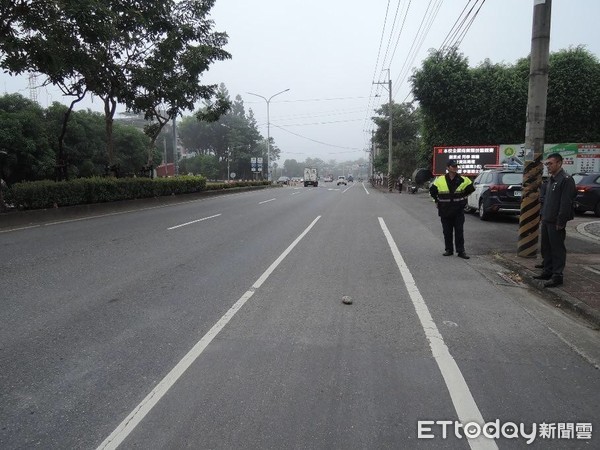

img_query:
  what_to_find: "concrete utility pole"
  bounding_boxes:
[374,70,393,192]
[518,0,552,257]
[172,116,179,176]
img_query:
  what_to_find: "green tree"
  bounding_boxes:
[283,159,303,178]
[45,105,106,178]
[0,0,230,175]
[44,104,157,178]
[411,46,600,164]
[127,0,231,163]
[179,87,270,180]
[0,94,54,183]
[545,46,600,142]
[178,154,219,179]
[372,102,422,177]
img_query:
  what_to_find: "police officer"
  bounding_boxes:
[533,153,576,287]
[429,159,475,259]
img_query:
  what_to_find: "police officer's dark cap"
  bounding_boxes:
[447,159,459,167]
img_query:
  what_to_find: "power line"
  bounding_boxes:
[392,0,444,99]
[362,0,393,140]
[452,0,487,48]
[439,0,475,50]
[380,0,406,70]
[388,0,413,69]
[274,118,364,127]
[440,0,487,51]
[271,123,362,150]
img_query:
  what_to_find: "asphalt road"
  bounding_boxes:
[1,183,598,449]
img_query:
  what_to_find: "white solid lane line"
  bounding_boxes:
[378,217,497,450]
[259,198,276,204]
[97,216,322,450]
[167,213,222,230]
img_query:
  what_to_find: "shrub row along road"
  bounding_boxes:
[1,183,598,449]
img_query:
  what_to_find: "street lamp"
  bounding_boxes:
[247,88,290,182]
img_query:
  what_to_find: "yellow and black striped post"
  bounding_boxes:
[518,158,543,257]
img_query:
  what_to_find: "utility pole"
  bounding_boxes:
[371,130,376,182]
[172,116,179,176]
[518,0,552,257]
[374,70,393,192]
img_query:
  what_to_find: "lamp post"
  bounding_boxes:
[247,88,290,182]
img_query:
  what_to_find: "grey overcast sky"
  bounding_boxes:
[1,1,599,163]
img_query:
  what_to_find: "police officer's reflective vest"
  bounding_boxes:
[430,176,474,217]
[432,175,472,202]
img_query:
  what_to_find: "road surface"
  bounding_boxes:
[1,183,598,449]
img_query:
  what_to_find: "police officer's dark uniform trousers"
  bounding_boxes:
[429,171,474,258]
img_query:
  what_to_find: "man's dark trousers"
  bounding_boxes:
[441,213,465,254]
[540,220,567,277]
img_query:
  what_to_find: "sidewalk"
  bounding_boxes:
[495,219,600,329]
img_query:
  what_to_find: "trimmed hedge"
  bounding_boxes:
[205,180,271,191]
[6,176,206,210]
[4,177,271,210]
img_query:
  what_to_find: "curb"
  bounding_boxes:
[493,253,600,329]
[577,221,600,241]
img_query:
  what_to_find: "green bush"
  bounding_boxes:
[205,180,271,191]
[6,175,208,210]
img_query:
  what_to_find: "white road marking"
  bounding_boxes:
[259,198,276,204]
[0,224,41,233]
[378,218,497,450]
[0,191,255,233]
[362,183,370,195]
[97,216,322,450]
[167,214,221,230]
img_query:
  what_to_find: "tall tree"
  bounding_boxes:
[0,0,231,176]
[372,102,422,177]
[0,94,54,183]
[545,46,600,142]
[127,0,232,164]
[411,46,600,163]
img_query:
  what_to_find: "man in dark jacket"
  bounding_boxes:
[429,160,475,259]
[533,153,576,287]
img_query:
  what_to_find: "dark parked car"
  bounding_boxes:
[467,168,523,220]
[572,172,600,217]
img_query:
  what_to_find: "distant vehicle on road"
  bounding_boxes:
[466,166,522,220]
[304,167,318,187]
[337,176,347,186]
[347,175,354,182]
[573,172,600,217]
[323,175,333,182]
[276,176,289,185]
